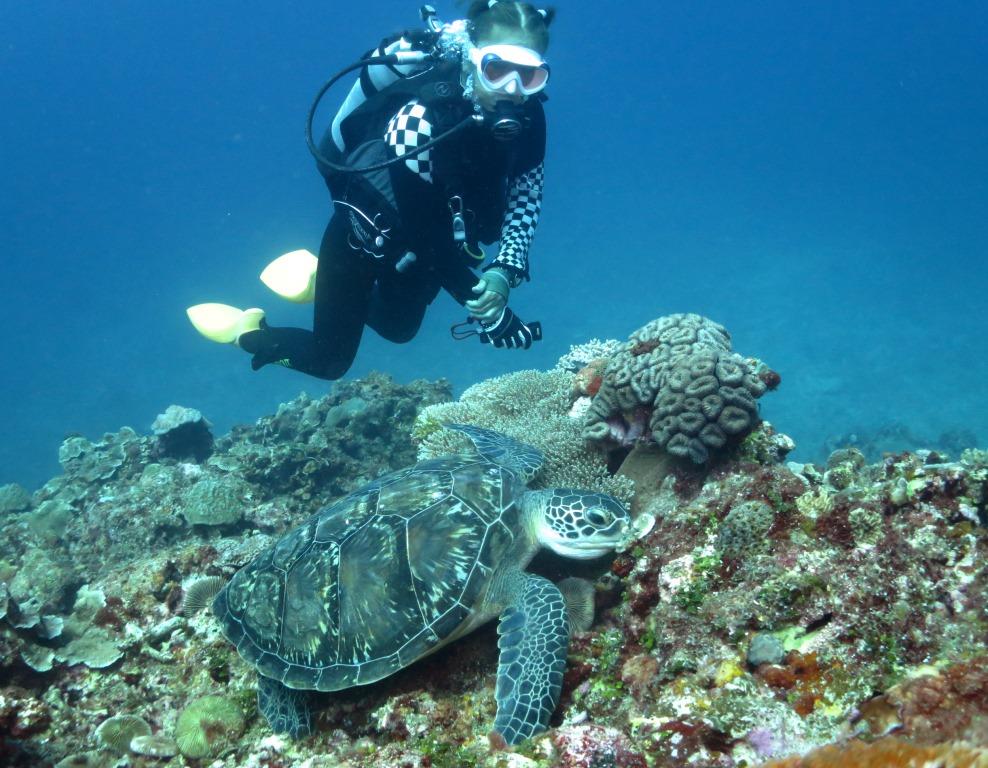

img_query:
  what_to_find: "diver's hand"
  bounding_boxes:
[466,268,510,323]
[479,308,541,350]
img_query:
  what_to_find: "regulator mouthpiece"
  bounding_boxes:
[488,102,523,141]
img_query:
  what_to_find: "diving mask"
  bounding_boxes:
[469,44,550,97]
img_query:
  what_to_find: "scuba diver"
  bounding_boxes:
[187,0,553,380]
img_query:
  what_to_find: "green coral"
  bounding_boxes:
[182,475,251,526]
[174,695,245,759]
[93,714,151,755]
[0,483,31,513]
[848,506,884,547]
[414,369,634,504]
[716,500,775,559]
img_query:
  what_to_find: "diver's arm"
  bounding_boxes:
[489,161,544,287]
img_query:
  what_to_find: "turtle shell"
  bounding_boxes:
[213,454,530,692]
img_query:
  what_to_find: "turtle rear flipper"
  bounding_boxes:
[257,676,315,739]
[493,573,569,745]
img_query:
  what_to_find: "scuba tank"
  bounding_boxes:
[307,6,481,176]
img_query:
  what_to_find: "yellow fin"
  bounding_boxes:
[260,249,318,303]
[186,303,264,344]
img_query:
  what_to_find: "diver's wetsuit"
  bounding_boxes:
[240,59,546,380]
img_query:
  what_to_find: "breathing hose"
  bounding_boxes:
[305,53,479,175]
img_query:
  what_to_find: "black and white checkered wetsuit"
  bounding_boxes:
[240,60,547,381]
[383,97,546,286]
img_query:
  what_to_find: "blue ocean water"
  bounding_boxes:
[1,0,985,490]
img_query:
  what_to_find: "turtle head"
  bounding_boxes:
[530,490,630,559]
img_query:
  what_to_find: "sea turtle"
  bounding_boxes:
[213,424,629,745]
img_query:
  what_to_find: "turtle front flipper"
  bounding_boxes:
[257,676,315,739]
[445,424,544,482]
[493,574,569,745]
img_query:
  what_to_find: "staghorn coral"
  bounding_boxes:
[583,313,776,463]
[414,369,635,504]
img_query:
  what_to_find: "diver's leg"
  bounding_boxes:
[256,675,314,738]
[240,216,373,379]
[365,266,439,343]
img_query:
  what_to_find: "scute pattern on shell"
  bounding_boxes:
[213,454,528,692]
[584,314,770,463]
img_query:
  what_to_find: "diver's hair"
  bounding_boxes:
[463,1,556,53]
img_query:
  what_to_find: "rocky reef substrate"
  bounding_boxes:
[0,317,984,768]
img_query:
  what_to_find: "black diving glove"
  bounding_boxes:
[478,307,542,349]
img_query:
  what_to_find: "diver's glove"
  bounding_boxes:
[478,307,542,349]
[465,267,510,323]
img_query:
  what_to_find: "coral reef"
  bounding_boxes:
[759,738,988,767]
[0,350,984,768]
[175,695,246,758]
[414,368,636,504]
[583,313,779,463]
[822,422,982,464]
[152,404,214,462]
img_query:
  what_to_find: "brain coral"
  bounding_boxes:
[583,314,775,463]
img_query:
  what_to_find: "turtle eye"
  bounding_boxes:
[586,508,613,528]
